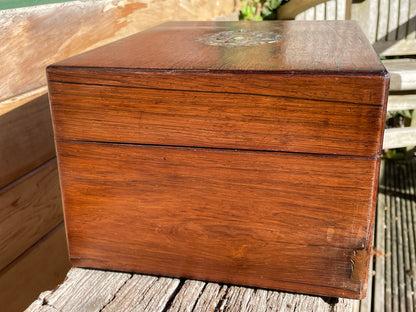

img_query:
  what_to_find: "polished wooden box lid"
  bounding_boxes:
[47,21,389,299]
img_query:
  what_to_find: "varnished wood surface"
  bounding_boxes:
[49,21,385,75]
[48,79,387,157]
[47,69,389,106]
[26,267,356,312]
[57,141,379,299]
[47,21,388,300]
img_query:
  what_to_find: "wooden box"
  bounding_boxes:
[47,21,389,299]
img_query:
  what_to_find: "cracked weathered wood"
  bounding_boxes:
[26,267,356,311]
[167,280,206,312]
[26,268,131,312]
[103,275,180,312]
[193,283,228,312]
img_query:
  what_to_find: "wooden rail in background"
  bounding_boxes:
[0,0,235,102]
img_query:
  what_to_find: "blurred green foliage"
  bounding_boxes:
[239,0,290,21]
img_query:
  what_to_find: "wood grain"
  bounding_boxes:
[48,21,385,75]
[0,224,70,312]
[277,0,331,19]
[0,159,63,272]
[57,141,378,299]
[47,68,388,106]
[0,0,235,101]
[167,280,206,312]
[47,21,388,300]
[26,267,356,312]
[0,91,55,189]
[48,78,387,157]
[103,276,181,312]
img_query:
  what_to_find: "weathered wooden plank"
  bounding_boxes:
[315,3,325,20]
[398,165,414,312]
[373,191,386,312]
[407,0,416,40]
[385,161,393,312]
[391,163,400,312]
[398,0,410,39]
[407,161,416,304]
[103,275,181,312]
[350,0,378,44]
[0,159,62,272]
[277,0,328,19]
[0,90,55,189]
[295,11,306,20]
[394,168,406,311]
[1,224,70,312]
[222,286,255,311]
[383,128,416,149]
[325,0,336,20]
[374,40,416,56]
[333,299,355,312]
[27,266,357,311]
[336,0,346,20]
[245,289,269,312]
[388,0,400,41]
[193,283,228,312]
[0,86,47,115]
[0,0,235,102]
[382,59,416,91]
[387,94,416,111]
[167,280,205,312]
[377,0,389,42]
[35,268,131,312]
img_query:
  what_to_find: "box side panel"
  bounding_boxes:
[57,142,378,299]
[48,79,386,157]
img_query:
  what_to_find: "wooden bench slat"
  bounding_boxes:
[192,283,227,312]
[383,127,416,149]
[38,268,131,312]
[385,161,393,312]
[394,166,406,311]
[407,162,416,303]
[373,190,386,312]
[1,224,69,312]
[0,159,62,272]
[382,59,416,91]
[387,94,416,111]
[25,267,357,311]
[398,164,415,312]
[0,91,55,189]
[103,275,180,312]
[167,280,205,312]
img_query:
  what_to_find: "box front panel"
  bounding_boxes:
[57,141,378,299]
[48,78,386,157]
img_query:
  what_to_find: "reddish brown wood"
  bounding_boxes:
[48,80,385,157]
[49,21,384,74]
[58,141,377,299]
[47,21,389,299]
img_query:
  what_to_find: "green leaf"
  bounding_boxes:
[261,6,272,16]
[269,0,282,9]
